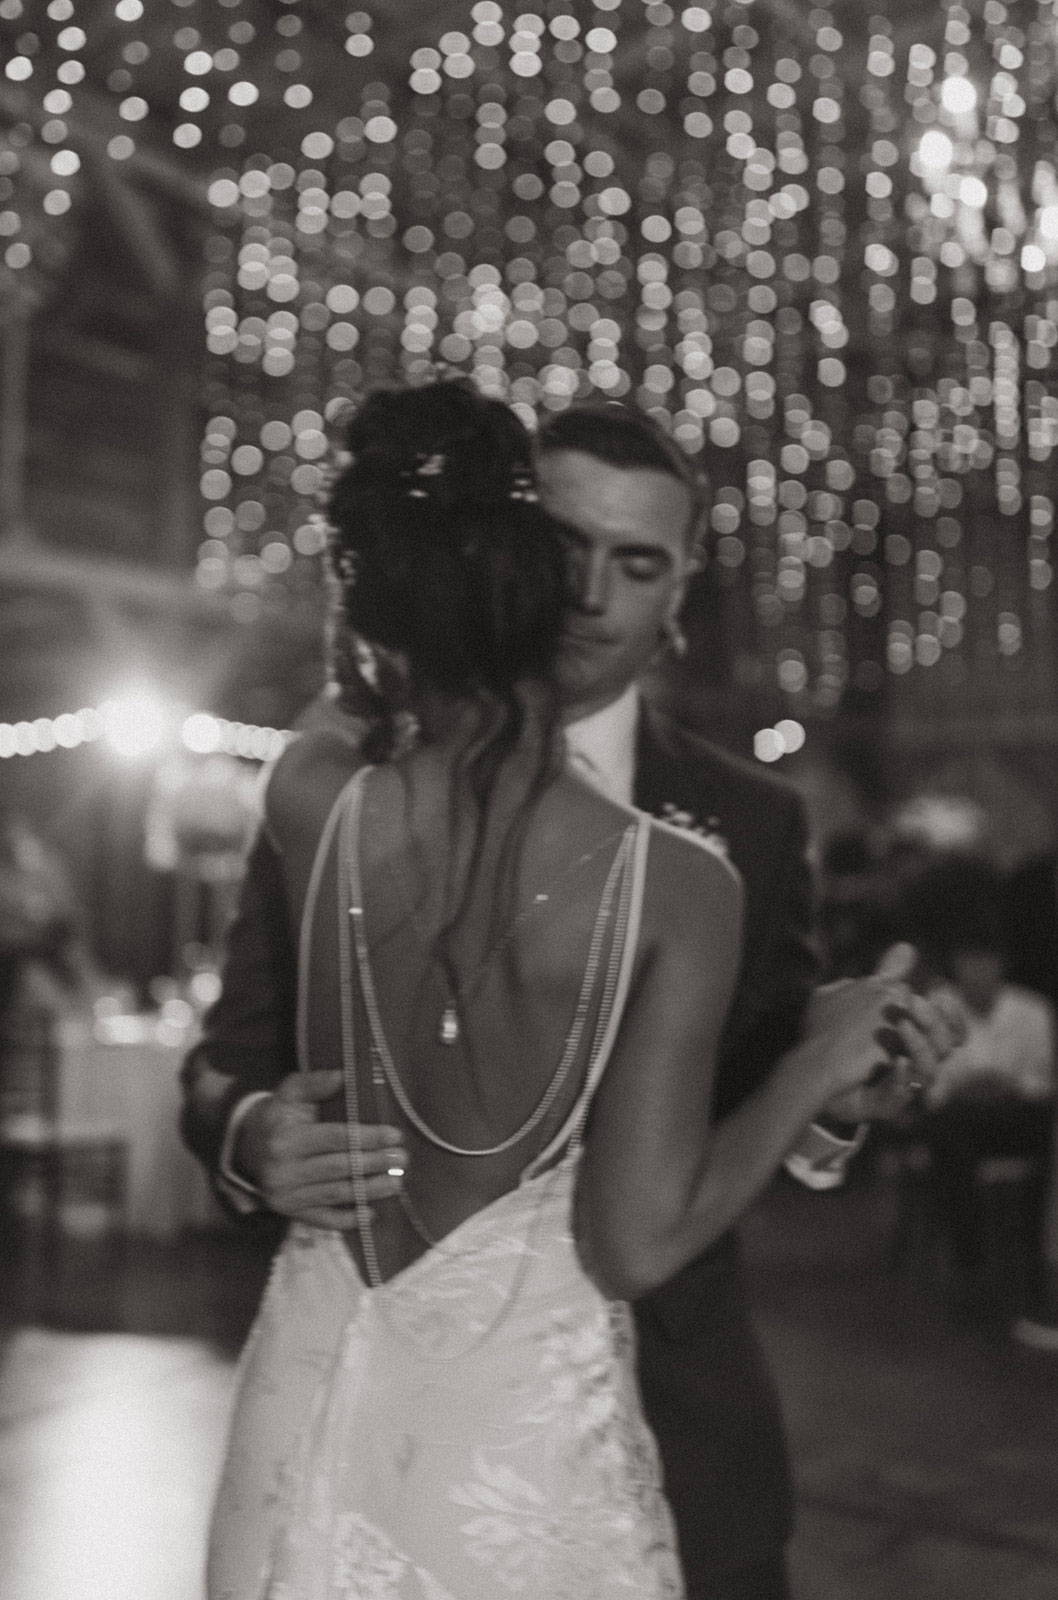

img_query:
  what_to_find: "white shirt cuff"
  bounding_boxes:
[784,1120,868,1191]
[217,1091,273,1213]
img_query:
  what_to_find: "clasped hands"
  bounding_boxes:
[233,940,964,1228]
[807,941,965,1127]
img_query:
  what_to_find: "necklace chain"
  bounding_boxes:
[388,831,639,1253]
[343,782,634,1159]
[333,767,638,1341]
[380,812,630,1044]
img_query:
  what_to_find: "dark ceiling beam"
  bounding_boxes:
[0,83,210,215]
[79,146,183,299]
[0,308,30,541]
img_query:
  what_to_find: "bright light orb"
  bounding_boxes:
[753,728,785,763]
[940,76,977,116]
[100,690,177,761]
[181,712,223,755]
[918,131,955,172]
[1021,243,1047,274]
[1038,204,1058,242]
[958,175,988,209]
[774,718,806,754]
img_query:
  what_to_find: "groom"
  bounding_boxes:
[537,403,849,1596]
[181,401,942,1599]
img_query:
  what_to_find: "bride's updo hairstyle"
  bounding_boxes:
[327,381,569,960]
[328,378,566,707]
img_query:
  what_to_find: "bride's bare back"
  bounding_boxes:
[266,728,742,1289]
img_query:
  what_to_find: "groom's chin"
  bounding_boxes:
[556,673,603,719]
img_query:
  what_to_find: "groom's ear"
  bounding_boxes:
[666,586,688,626]
[673,538,705,606]
[681,506,707,578]
[670,536,701,610]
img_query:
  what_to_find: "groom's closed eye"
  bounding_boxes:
[615,549,672,582]
[550,520,673,583]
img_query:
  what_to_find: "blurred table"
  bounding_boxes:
[59,1015,222,1240]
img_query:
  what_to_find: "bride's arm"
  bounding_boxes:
[574,840,935,1300]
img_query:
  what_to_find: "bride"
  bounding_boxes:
[207,379,931,1599]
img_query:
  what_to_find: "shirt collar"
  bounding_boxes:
[564,684,640,803]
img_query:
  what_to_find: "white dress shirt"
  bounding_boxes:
[564,684,640,806]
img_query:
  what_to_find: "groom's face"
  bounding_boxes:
[534,448,699,722]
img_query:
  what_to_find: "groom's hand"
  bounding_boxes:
[815,943,965,1127]
[235,1070,408,1229]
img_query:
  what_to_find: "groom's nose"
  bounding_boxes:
[569,548,610,615]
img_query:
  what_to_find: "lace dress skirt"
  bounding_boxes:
[207,1165,684,1600]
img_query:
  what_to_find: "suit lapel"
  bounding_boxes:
[633,708,725,835]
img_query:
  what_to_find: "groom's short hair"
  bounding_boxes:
[533,402,706,545]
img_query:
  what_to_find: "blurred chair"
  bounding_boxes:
[0,985,128,1247]
[885,1121,1049,1319]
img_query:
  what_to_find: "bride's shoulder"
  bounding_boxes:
[643,811,743,930]
[646,810,741,884]
[263,728,366,839]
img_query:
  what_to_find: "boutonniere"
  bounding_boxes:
[657,803,730,857]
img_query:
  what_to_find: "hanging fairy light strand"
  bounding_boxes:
[2,0,1056,723]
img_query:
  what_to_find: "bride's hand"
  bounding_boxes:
[802,944,963,1119]
[236,1070,409,1229]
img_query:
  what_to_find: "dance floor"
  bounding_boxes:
[745,1177,1058,1600]
[1,1173,1056,1600]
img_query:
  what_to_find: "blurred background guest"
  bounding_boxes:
[816,829,896,982]
[1006,848,1058,1348]
[899,854,1056,1324]
[0,812,94,1126]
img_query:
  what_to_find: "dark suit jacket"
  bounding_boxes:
[180,704,818,1582]
[631,707,817,1582]
[1006,852,1058,1012]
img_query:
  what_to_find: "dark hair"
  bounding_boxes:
[328,378,568,703]
[533,401,705,542]
[326,378,569,972]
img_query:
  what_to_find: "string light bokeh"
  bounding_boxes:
[2,0,1057,732]
[0,700,288,763]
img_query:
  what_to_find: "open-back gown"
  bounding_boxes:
[207,770,684,1599]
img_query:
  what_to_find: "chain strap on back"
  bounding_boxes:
[296,764,650,1306]
[341,767,636,1160]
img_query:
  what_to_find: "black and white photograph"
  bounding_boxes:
[1,2,1057,1596]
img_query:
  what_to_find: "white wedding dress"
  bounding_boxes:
[207,777,683,1600]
